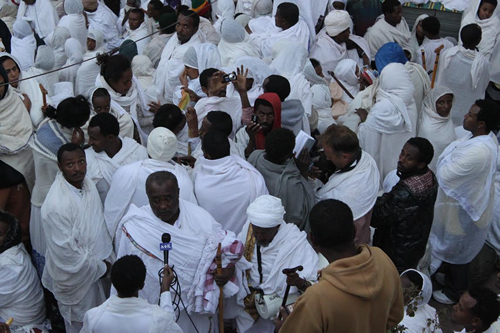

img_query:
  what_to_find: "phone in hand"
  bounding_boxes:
[251,115,258,123]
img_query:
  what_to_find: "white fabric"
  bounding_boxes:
[252,0,273,17]
[460,0,500,59]
[417,37,454,72]
[316,151,380,220]
[10,19,36,71]
[50,82,74,108]
[25,45,59,97]
[182,42,221,72]
[147,127,177,162]
[409,14,428,56]
[435,45,490,126]
[123,21,151,54]
[246,194,284,228]
[358,63,415,181]
[486,147,500,256]
[212,0,235,30]
[271,42,312,116]
[218,19,260,67]
[58,0,87,48]
[405,61,431,116]
[430,132,498,264]
[142,33,173,68]
[155,30,205,102]
[75,30,105,96]
[45,26,71,68]
[193,96,243,138]
[85,3,122,51]
[303,61,329,86]
[16,0,59,40]
[334,59,360,103]
[0,244,47,331]
[417,86,456,171]
[364,15,411,58]
[312,84,336,134]
[249,15,310,58]
[130,56,158,134]
[81,294,182,333]
[59,38,84,87]
[198,16,220,45]
[490,36,500,84]
[324,10,350,37]
[41,173,113,323]
[194,155,268,233]
[104,158,196,237]
[0,4,17,32]
[85,137,148,203]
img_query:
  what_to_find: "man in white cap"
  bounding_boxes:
[113,170,250,333]
[310,10,370,79]
[104,127,196,238]
[228,195,318,333]
[85,113,148,204]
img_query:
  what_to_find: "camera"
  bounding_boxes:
[223,73,237,83]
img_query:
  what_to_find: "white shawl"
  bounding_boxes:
[41,173,113,321]
[194,155,268,233]
[417,86,456,171]
[57,0,87,48]
[75,30,105,96]
[334,59,360,103]
[409,14,428,57]
[218,19,260,67]
[193,96,243,138]
[25,45,59,97]
[10,19,36,71]
[45,26,70,69]
[310,29,347,78]
[85,3,121,51]
[59,38,84,87]
[364,15,411,57]
[142,33,173,68]
[316,150,380,220]
[17,0,59,40]
[104,158,196,237]
[123,21,151,54]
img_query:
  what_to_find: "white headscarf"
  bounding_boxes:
[10,19,36,71]
[324,10,351,37]
[334,59,359,103]
[218,19,260,67]
[85,29,105,58]
[58,0,88,48]
[132,55,155,77]
[147,127,178,162]
[26,45,59,96]
[252,0,273,17]
[303,60,329,86]
[59,38,84,85]
[182,42,221,72]
[46,26,71,68]
[410,14,428,55]
[246,195,285,228]
[400,269,432,308]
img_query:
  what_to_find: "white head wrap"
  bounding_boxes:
[246,195,285,228]
[334,59,360,99]
[400,269,432,308]
[12,19,33,38]
[64,38,84,63]
[304,60,329,86]
[35,45,56,70]
[88,29,105,50]
[324,10,351,37]
[132,55,155,77]
[64,0,84,14]
[221,19,246,43]
[147,127,178,162]
[183,43,221,71]
[50,82,75,108]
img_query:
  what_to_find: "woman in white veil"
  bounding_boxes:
[57,0,88,48]
[10,19,36,71]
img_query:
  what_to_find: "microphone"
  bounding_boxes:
[160,233,172,265]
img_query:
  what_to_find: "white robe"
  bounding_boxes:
[193,155,268,233]
[41,173,113,323]
[85,137,148,203]
[154,31,204,103]
[114,202,249,333]
[405,61,431,117]
[57,0,87,48]
[217,19,260,67]
[142,33,173,68]
[193,96,243,138]
[85,4,121,51]
[81,294,182,333]
[0,244,47,332]
[364,15,411,58]
[429,132,498,264]
[10,20,36,71]
[17,0,59,40]
[315,150,380,220]
[59,38,84,87]
[417,37,454,73]
[75,32,106,96]
[234,221,319,333]
[123,21,151,54]
[104,158,197,237]
[435,46,490,126]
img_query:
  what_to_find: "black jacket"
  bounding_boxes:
[371,168,438,272]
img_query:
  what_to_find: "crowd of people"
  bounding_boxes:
[1,0,500,331]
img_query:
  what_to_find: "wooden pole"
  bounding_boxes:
[216,243,224,333]
[431,45,445,89]
[328,71,355,100]
[421,49,427,71]
[6,318,13,326]
[39,84,47,109]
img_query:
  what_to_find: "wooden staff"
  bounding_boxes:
[6,318,13,326]
[431,45,445,89]
[421,49,427,71]
[216,243,224,333]
[328,71,354,100]
[39,84,47,109]
[188,142,192,157]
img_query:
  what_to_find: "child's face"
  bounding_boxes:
[478,2,496,20]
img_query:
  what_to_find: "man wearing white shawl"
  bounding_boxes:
[310,11,370,79]
[114,171,249,333]
[57,0,87,48]
[248,2,310,58]
[364,0,411,57]
[316,125,380,245]
[84,0,122,51]
[86,113,148,203]
[81,255,182,333]
[399,269,442,333]
[155,10,204,103]
[0,211,48,333]
[16,0,59,41]
[358,63,416,182]
[218,19,259,67]
[104,127,196,237]
[10,19,36,71]
[122,9,151,54]
[429,99,498,304]
[41,143,113,333]
[75,30,106,96]
[194,131,268,233]
[231,195,318,333]
[417,86,456,171]
[435,24,490,126]
[0,53,48,128]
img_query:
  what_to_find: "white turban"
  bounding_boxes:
[324,10,351,37]
[246,195,285,228]
[147,127,178,162]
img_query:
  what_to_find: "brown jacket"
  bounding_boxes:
[280,245,404,333]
